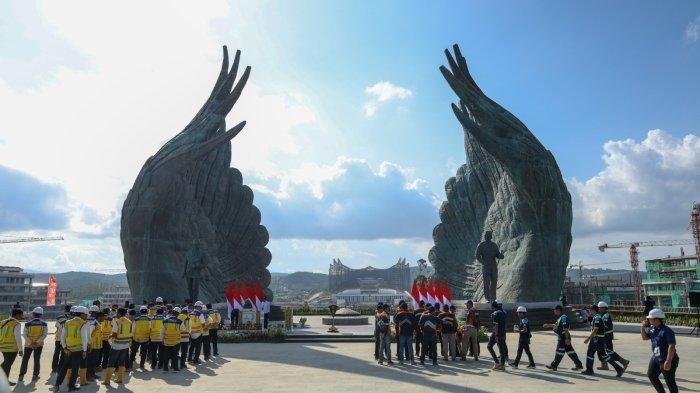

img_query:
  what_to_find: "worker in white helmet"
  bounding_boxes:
[187,301,206,364]
[52,304,72,374]
[55,306,91,391]
[597,301,630,371]
[18,307,47,382]
[509,306,535,368]
[642,308,680,392]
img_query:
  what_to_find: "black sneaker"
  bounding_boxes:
[508,362,518,368]
[545,364,557,371]
[571,365,583,371]
[581,370,594,375]
[527,364,536,369]
[616,368,625,378]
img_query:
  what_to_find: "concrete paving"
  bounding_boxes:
[4,329,699,392]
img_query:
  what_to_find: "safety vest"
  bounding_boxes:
[163,317,181,346]
[90,320,103,349]
[113,317,133,346]
[189,313,202,334]
[25,318,47,344]
[150,315,165,341]
[148,308,156,317]
[100,318,113,341]
[179,317,190,340]
[0,318,19,352]
[210,310,221,326]
[133,315,151,342]
[202,315,211,336]
[65,317,86,352]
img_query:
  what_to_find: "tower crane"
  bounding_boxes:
[0,235,64,244]
[598,239,695,305]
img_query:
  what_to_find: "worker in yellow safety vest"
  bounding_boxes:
[55,305,90,391]
[103,308,132,386]
[207,304,221,356]
[19,307,47,382]
[99,307,113,370]
[178,308,190,369]
[201,305,213,361]
[52,304,71,374]
[161,308,182,372]
[86,305,105,382]
[187,301,205,364]
[150,307,165,369]
[130,306,151,369]
[1,308,24,386]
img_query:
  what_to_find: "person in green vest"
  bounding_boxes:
[0,308,24,386]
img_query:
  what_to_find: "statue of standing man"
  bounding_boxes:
[183,240,209,301]
[475,231,504,302]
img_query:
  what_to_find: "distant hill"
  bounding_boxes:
[271,271,328,294]
[33,271,128,302]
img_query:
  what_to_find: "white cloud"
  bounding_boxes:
[363,81,413,117]
[569,130,699,237]
[685,14,700,43]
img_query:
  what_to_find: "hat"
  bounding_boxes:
[173,307,181,313]
[75,306,88,315]
[516,306,527,313]
[201,305,208,311]
[70,306,77,313]
[553,305,563,311]
[194,301,204,307]
[139,305,148,312]
[155,296,163,303]
[597,301,608,308]
[494,299,502,305]
[32,307,44,315]
[647,308,665,319]
[89,305,100,313]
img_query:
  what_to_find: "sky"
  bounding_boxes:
[1,1,699,275]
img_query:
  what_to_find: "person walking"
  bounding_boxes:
[438,305,457,361]
[643,296,656,316]
[0,308,24,386]
[487,300,508,371]
[598,301,630,371]
[18,307,47,382]
[55,306,90,392]
[418,306,442,366]
[376,304,393,365]
[394,302,416,365]
[642,308,680,393]
[581,304,624,377]
[52,305,71,374]
[544,305,583,371]
[509,306,535,368]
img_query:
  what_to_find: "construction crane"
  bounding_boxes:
[0,235,64,244]
[598,238,695,305]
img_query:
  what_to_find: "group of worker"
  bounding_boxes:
[0,296,222,391]
[375,299,680,393]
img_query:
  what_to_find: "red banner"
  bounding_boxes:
[46,275,57,306]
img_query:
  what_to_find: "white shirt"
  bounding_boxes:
[260,301,270,315]
[60,318,91,352]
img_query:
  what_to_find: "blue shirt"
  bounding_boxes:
[518,317,531,340]
[492,309,506,335]
[554,314,569,337]
[591,314,605,337]
[647,324,677,364]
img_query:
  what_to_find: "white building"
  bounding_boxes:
[0,266,33,311]
[100,286,132,307]
[332,288,411,307]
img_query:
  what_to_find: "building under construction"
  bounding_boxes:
[642,254,699,309]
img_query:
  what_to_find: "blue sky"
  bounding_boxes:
[1,1,699,274]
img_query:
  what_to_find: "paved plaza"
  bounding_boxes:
[5,328,699,392]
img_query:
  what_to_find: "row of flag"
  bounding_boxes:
[410,278,452,308]
[225,281,265,315]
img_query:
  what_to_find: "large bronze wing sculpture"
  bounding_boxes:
[429,45,572,302]
[121,46,272,303]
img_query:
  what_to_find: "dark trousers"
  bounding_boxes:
[107,348,128,368]
[415,332,423,356]
[130,341,149,368]
[180,341,189,367]
[56,350,82,389]
[551,336,583,369]
[648,356,679,393]
[420,334,437,363]
[589,337,622,373]
[231,311,239,329]
[210,329,219,355]
[482,262,498,301]
[263,313,269,329]
[162,344,180,371]
[87,348,100,377]
[188,336,202,362]
[487,333,508,365]
[1,351,18,378]
[149,341,162,367]
[52,341,65,372]
[374,334,380,359]
[100,340,111,368]
[603,335,624,363]
[512,339,534,366]
[202,335,211,359]
[19,346,43,377]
